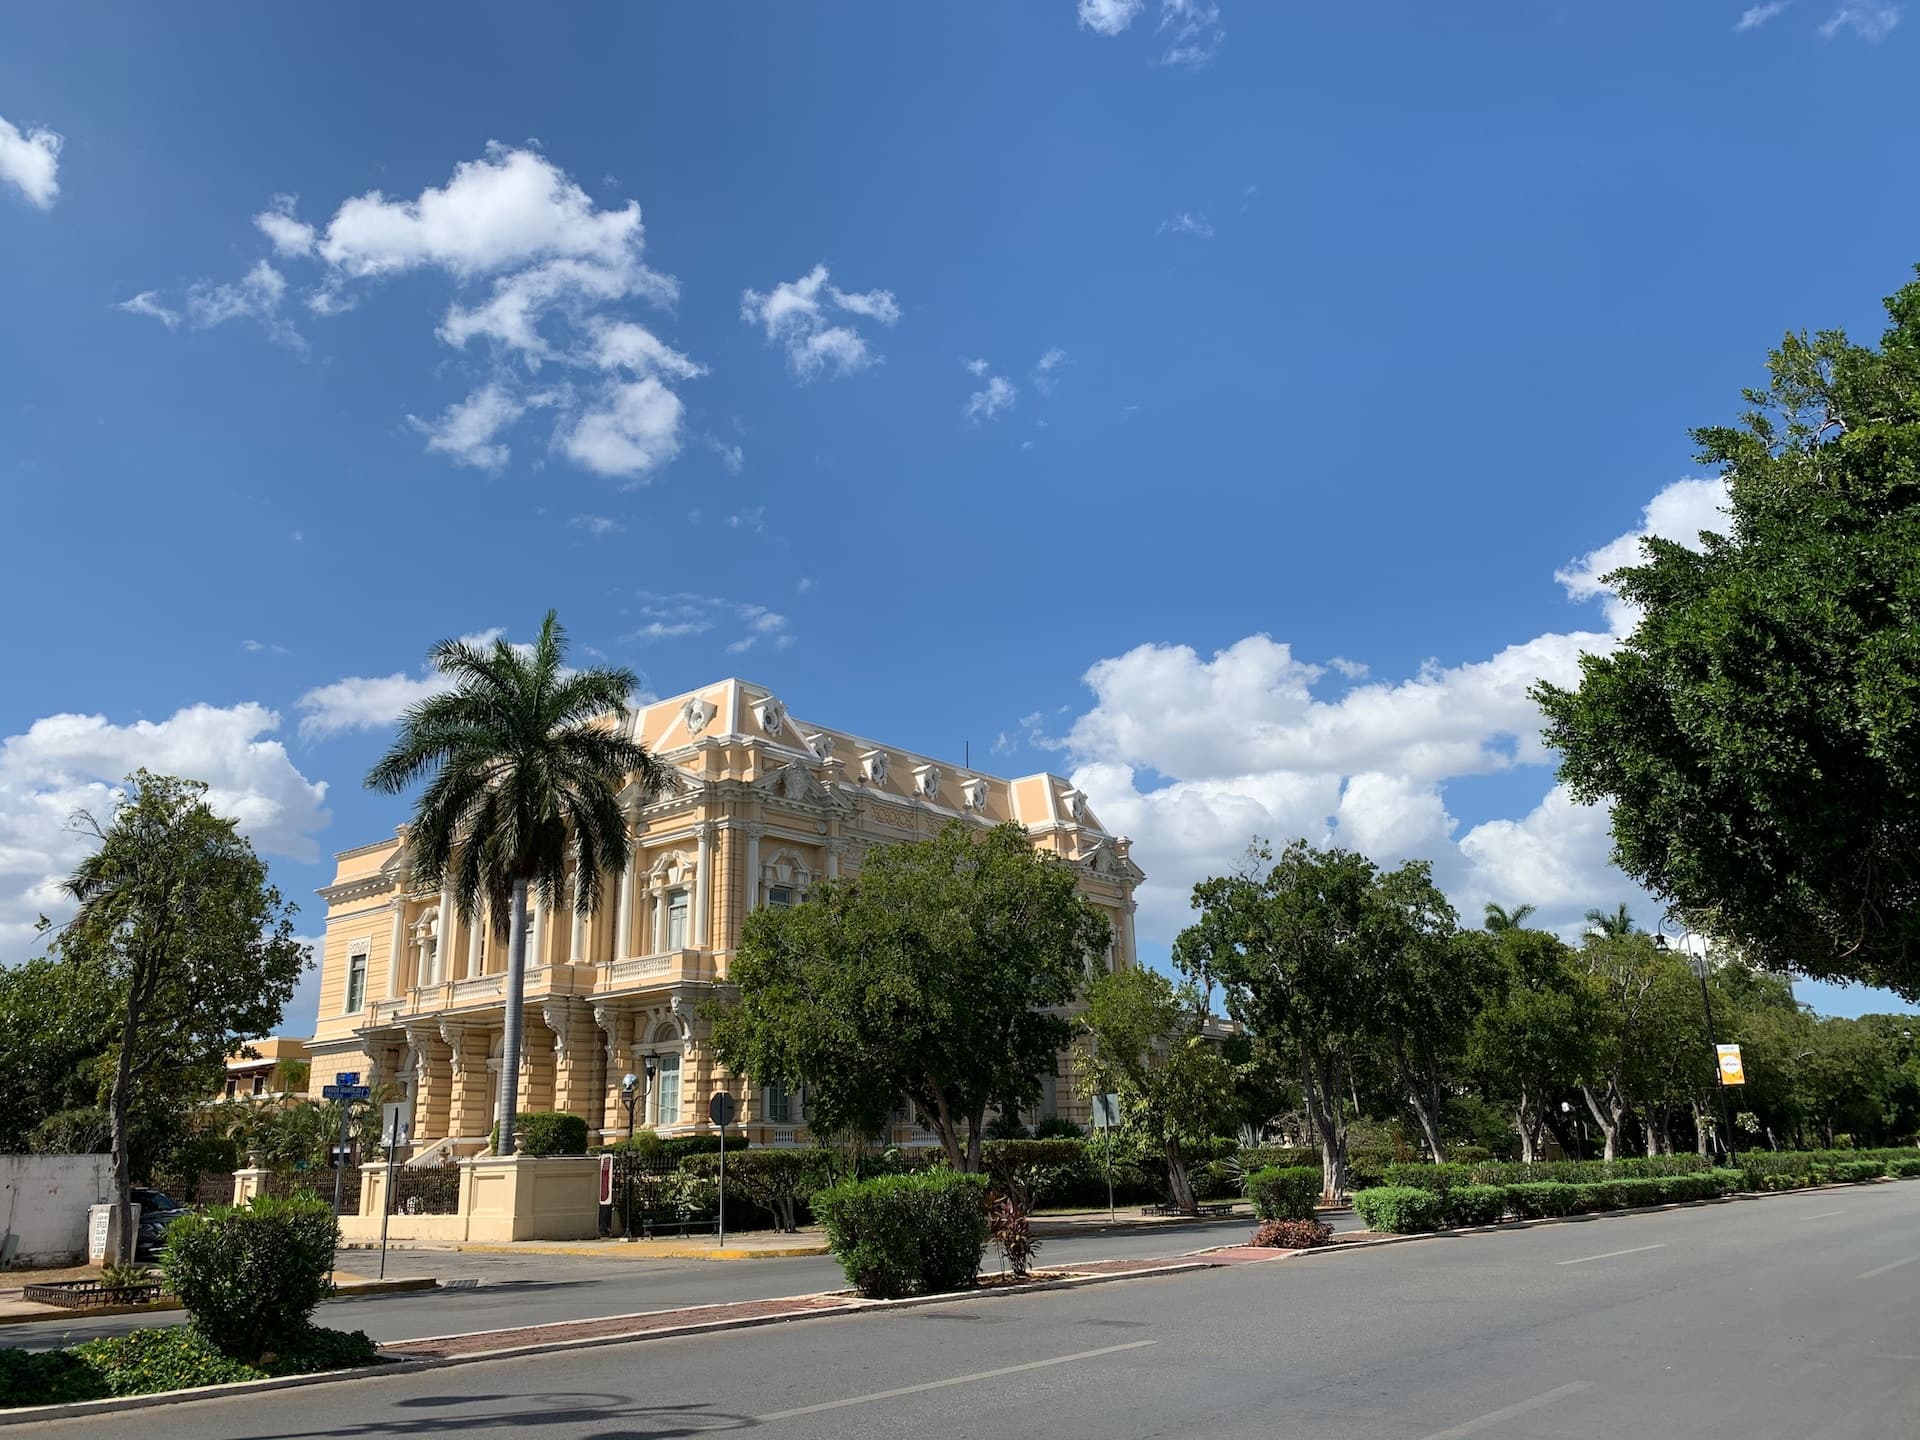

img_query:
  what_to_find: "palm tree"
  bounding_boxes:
[367,612,663,1156]
[1483,901,1537,933]
[1584,903,1635,938]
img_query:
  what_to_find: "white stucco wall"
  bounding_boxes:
[0,1153,115,1268]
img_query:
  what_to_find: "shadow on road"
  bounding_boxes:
[246,1390,757,1439]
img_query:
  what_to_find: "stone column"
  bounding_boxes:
[595,1003,632,1143]
[468,902,485,976]
[519,1010,556,1116]
[615,841,636,960]
[1121,900,1139,969]
[694,823,714,947]
[651,882,668,955]
[406,1023,453,1144]
[386,898,407,997]
[743,825,762,914]
[570,846,587,964]
[437,879,454,984]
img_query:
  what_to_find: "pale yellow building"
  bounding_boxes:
[303,678,1142,1159]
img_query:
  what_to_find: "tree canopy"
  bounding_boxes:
[1538,269,1920,999]
[708,821,1110,1172]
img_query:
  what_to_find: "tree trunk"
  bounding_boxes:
[495,879,530,1157]
[1164,1135,1196,1213]
[1302,1052,1348,1200]
[1408,1088,1448,1165]
[109,989,141,1265]
[965,1112,984,1175]
[1581,1083,1620,1163]
[1693,1102,1710,1157]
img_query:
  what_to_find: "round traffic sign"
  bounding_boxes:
[708,1091,738,1128]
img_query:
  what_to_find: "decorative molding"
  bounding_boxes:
[861,749,890,785]
[961,778,989,812]
[682,696,717,736]
[753,760,840,808]
[804,731,834,759]
[541,998,577,1062]
[865,799,916,831]
[761,849,814,893]
[1059,788,1091,825]
[753,696,786,734]
[912,764,943,800]
[666,994,693,1042]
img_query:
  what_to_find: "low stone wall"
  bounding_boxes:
[1,1153,115,1267]
[338,1154,602,1244]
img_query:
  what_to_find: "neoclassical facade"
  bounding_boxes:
[303,678,1143,1158]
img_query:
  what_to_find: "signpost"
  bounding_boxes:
[322,1072,371,1216]
[376,1105,404,1280]
[1091,1093,1121,1224]
[708,1092,738,1247]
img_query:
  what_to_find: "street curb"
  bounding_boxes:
[0,1276,437,1329]
[0,1262,1213,1425]
[337,1240,833,1262]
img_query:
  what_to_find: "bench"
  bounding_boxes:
[627,1207,719,1239]
[1143,1202,1237,1218]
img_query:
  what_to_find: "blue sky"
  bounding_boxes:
[2,2,1916,1032]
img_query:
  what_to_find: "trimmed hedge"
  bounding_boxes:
[1736,1147,1920,1192]
[1443,1185,1509,1227]
[1247,1166,1321,1221]
[814,1171,991,1299]
[158,1193,339,1361]
[1382,1154,1714,1193]
[0,1325,379,1407]
[1352,1186,1443,1233]
[490,1111,589,1156]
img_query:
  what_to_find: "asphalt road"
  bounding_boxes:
[4,1214,1288,1351]
[23,1183,1920,1438]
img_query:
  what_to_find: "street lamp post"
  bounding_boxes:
[1659,911,1738,1171]
[619,1072,640,1242]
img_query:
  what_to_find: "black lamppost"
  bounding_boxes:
[1658,911,1738,1170]
[620,1071,641,1241]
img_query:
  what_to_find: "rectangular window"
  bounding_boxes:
[765,1082,792,1125]
[225,1079,237,1100]
[666,890,689,950]
[252,1074,267,1096]
[766,885,794,909]
[346,947,369,1013]
[654,1052,681,1127]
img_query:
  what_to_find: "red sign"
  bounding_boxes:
[598,1154,615,1206]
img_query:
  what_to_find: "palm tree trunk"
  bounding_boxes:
[496,878,531,1157]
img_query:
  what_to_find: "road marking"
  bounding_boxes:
[754,1339,1157,1421]
[1555,1243,1666,1267]
[1858,1254,1920,1280]
[1420,1382,1595,1439]
[1800,1210,1847,1220]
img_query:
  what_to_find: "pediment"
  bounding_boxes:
[753,760,848,810]
[626,765,703,807]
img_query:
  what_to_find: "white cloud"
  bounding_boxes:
[0,113,61,209]
[294,628,503,739]
[253,195,316,257]
[1554,475,1728,632]
[1047,476,1722,948]
[1159,211,1214,238]
[965,373,1018,423]
[1158,0,1225,66]
[0,705,331,956]
[627,592,792,654]
[741,264,900,381]
[796,577,815,593]
[1033,347,1069,395]
[116,292,181,328]
[242,639,289,655]
[586,319,703,380]
[570,514,623,537]
[1327,656,1370,680]
[561,377,684,480]
[966,357,991,377]
[1736,0,1791,27]
[1818,2,1900,38]
[706,437,745,474]
[727,506,768,534]
[278,932,326,1038]
[407,384,525,471]
[1078,0,1144,34]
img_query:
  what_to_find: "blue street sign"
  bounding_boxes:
[322,1085,370,1101]
[321,1085,343,1099]
[345,1086,371,1100]
[336,1071,361,1087]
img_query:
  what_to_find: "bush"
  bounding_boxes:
[1250,1218,1333,1249]
[596,1129,725,1167]
[1351,1186,1443,1234]
[490,1111,589,1157]
[1443,1185,1509,1227]
[1033,1115,1087,1139]
[1887,1156,1920,1178]
[814,1172,990,1299]
[159,1193,339,1360]
[1246,1166,1321,1221]
[0,1325,380,1408]
[684,1148,836,1232]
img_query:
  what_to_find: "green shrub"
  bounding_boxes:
[596,1129,725,1166]
[490,1111,589,1157]
[1033,1115,1087,1139]
[1238,1144,1321,1174]
[158,1193,339,1360]
[1246,1165,1321,1221]
[813,1171,990,1298]
[1506,1182,1577,1218]
[1351,1186,1442,1233]
[1887,1156,1920,1178]
[1383,1162,1476,1193]
[684,1148,836,1231]
[0,1324,381,1408]
[1251,1218,1333,1248]
[1443,1185,1509,1227]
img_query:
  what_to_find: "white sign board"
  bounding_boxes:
[381,1101,411,1148]
[87,1204,113,1263]
[1091,1093,1122,1131]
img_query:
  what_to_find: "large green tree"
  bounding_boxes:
[1077,965,1236,1212]
[1538,270,1920,999]
[367,612,661,1156]
[709,822,1109,1172]
[1465,928,1598,1161]
[54,772,306,1261]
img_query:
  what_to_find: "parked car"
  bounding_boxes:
[130,1187,189,1261]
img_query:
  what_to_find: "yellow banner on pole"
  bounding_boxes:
[1716,1043,1745,1086]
